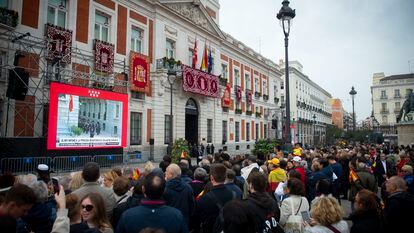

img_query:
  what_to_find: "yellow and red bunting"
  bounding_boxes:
[349,168,359,183]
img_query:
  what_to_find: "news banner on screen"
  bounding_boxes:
[47,82,128,150]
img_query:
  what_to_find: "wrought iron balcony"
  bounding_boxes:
[380,109,389,114]
[0,7,18,28]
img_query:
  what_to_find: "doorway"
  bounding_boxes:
[185,98,198,145]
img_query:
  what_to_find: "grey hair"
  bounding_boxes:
[194,167,207,181]
[17,174,37,186]
[29,180,48,202]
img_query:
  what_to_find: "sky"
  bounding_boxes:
[219,0,414,121]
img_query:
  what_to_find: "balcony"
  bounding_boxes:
[255,112,262,118]
[219,76,228,86]
[274,97,279,104]
[0,7,18,28]
[246,110,252,116]
[263,94,269,101]
[235,109,242,114]
[380,109,389,114]
[394,109,400,114]
[380,95,388,100]
[394,95,401,99]
[254,91,261,98]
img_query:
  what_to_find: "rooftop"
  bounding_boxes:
[381,73,414,81]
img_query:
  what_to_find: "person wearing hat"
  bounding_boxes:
[292,156,306,184]
[293,143,303,157]
[37,164,51,184]
[267,158,287,193]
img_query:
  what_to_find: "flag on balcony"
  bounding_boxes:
[207,45,213,73]
[200,42,208,71]
[192,39,197,68]
[69,95,73,112]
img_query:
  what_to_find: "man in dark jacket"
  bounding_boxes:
[195,163,237,233]
[116,172,187,233]
[224,169,242,199]
[164,164,195,225]
[308,158,332,201]
[374,152,394,187]
[244,171,284,233]
[383,176,414,233]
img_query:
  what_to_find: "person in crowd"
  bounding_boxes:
[304,196,349,233]
[178,162,193,184]
[383,176,414,233]
[279,178,310,227]
[17,177,54,233]
[308,158,333,201]
[267,158,287,193]
[0,184,37,233]
[72,162,116,218]
[190,167,207,198]
[116,172,187,233]
[245,171,284,233]
[348,158,378,210]
[401,164,414,194]
[231,164,245,191]
[224,169,243,199]
[143,161,156,177]
[292,156,306,184]
[112,176,130,204]
[163,164,194,226]
[195,163,238,233]
[111,168,123,178]
[327,155,342,201]
[293,143,303,157]
[69,171,85,192]
[80,193,113,233]
[37,164,51,184]
[159,155,172,173]
[221,200,259,233]
[111,178,144,230]
[348,189,384,233]
[102,171,118,189]
[275,169,302,202]
[374,151,393,187]
[311,179,333,206]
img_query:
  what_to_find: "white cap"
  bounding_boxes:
[292,156,302,162]
[37,164,49,172]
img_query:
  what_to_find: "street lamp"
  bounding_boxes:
[312,114,316,146]
[277,0,295,146]
[166,62,180,155]
[349,86,357,131]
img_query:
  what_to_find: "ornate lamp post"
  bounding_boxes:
[313,114,316,146]
[166,60,180,155]
[277,0,295,146]
[349,86,357,131]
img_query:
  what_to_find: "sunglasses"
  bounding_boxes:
[81,204,94,212]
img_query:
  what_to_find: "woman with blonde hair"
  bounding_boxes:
[80,193,113,233]
[304,196,349,233]
[69,171,84,191]
[102,171,118,189]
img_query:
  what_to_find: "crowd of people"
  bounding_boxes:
[0,142,414,233]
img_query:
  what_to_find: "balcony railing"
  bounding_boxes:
[0,7,18,28]
[380,109,389,114]
[394,95,401,99]
[235,109,242,114]
[380,95,388,100]
[254,91,261,98]
[263,94,269,101]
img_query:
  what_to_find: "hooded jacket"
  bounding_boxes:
[164,177,195,224]
[349,210,384,233]
[384,191,414,233]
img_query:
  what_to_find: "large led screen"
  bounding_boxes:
[47,82,128,150]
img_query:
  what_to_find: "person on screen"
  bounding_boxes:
[90,121,95,138]
[96,122,101,135]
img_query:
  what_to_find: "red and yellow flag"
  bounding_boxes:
[349,168,359,183]
[133,168,140,181]
[200,42,208,71]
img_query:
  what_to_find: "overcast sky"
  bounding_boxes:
[219,0,414,121]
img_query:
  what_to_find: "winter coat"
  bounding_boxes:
[348,171,378,201]
[111,193,144,229]
[164,177,195,225]
[116,199,187,233]
[17,202,53,233]
[304,220,349,233]
[349,210,384,233]
[280,195,309,227]
[308,167,332,201]
[384,191,414,233]
[189,180,205,197]
[225,183,243,199]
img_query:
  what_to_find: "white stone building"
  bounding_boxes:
[0,0,283,159]
[279,60,332,146]
[371,72,414,143]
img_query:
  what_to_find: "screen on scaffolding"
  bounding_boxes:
[47,82,128,150]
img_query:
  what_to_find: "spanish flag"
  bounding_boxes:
[349,168,359,183]
[196,190,204,201]
[180,151,187,159]
[133,168,140,181]
[200,42,208,71]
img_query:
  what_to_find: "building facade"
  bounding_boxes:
[371,72,414,144]
[0,0,283,159]
[279,60,332,146]
[331,98,343,129]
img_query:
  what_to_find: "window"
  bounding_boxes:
[263,80,267,94]
[274,85,277,95]
[264,124,267,139]
[234,69,240,86]
[166,39,175,59]
[207,119,213,143]
[95,12,109,42]
[246,122,250,141]
[188,49,193,67]
[235,122,240,142]
[115,104,120,119]
[222,120,227,143]
[381,103,387,111]
[0,51,6,81]
[245,73,250,90]
[131,27,143,53]
[130,112,142,145]
[254,78,259,92]
[394,89,400,98]
[114,126,118,136]
[255,123,259,140]
[380,90,387,99]
[221,64,228,80]
[164,115,171,144]
[382,115,388,124]
[47,0,67,28]
[131,91,145,100]
[395,102,400,111]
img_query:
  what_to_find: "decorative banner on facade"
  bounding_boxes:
[246,89,252,105]
[129,52,149,92]
[182,65,219,98]
[236,85,242,101]
[94,39,114,73]
[45,23,72,64]
[222,84,231,107]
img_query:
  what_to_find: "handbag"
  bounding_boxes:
[284,197,304,233]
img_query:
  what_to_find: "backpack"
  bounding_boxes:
[284,197,304,233]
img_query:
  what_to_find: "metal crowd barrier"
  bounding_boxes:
[1,154,127,175]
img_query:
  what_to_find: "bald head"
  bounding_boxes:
[165,164,181,181]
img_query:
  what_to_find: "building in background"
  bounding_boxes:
[371,72,414,144]
[331,98,343,129]
[343,110,354,132]
[279,60,332,146]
